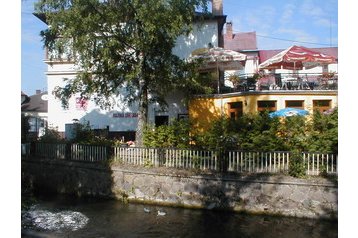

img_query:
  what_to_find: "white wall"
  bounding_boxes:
[172,21,219,59]
[46,70,188,132]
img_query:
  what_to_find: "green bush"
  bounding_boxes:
[288,151,306,178]
[306,108,338,154]
[38,127,64,143]
[69,121,113,146]
[143,119,191,148]
[277,115,309,151]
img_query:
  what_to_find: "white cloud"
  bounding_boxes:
[280,3,296,24]
[276,28,319,44]
[300,0,325,17]
[314,17,335,28]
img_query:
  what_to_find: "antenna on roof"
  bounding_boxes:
[330,17,332,47]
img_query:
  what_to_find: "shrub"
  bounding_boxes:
[38,127,64,143]
[306,108,338,154]
[288,151,306,178]
[143,119,191,148]
[69,120,113,146]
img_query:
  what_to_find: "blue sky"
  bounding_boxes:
[21,0,338,95]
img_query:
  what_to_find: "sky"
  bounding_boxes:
[20,0,339,96]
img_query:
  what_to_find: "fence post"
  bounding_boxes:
[219,149,228,173]
[107,146,114,161]
[156,148,164,167]
[30,141,36,158]
[65,143,72,160]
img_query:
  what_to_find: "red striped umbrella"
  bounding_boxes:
[258,45,336,70]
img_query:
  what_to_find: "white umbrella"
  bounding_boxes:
[189,47,246,93]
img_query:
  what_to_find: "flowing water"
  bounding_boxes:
[21,195,337,238]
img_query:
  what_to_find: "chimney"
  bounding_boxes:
[212,0,223,16]
[226,22,233,39]
[36,89,41,95]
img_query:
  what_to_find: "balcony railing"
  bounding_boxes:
[222,73,338,94]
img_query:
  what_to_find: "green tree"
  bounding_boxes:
[35,0,210,146]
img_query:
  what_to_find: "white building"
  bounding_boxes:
[21,90,48,139]
[38,1,227,140]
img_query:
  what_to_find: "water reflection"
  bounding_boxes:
[22,195,337,238]
[22,206,89,231]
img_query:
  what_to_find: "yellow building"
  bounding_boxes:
[189,90,338,132]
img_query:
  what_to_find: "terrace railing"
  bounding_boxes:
[222,73,338,93]
[22,143,337,176]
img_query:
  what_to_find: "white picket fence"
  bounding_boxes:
[227,151,290,173]
[303,152,338,175]
[113,147,159,166]
[24,143,338,175]
[34,143,66,159]
[163,148,218,170]
[71,144,108,162]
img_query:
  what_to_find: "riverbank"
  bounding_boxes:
[22,158,338,220]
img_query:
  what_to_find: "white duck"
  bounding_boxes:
[157,210,166,216]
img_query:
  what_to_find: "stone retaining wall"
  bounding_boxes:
[22,159,338,219]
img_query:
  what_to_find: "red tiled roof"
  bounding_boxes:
[259,47,338,64]
[224,32,258,51]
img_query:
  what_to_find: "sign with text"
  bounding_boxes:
[113,112,138,118]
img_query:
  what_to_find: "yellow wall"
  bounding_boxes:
[189,92,338,132]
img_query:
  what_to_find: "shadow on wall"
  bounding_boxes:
[75,108,137,141]
[22,159,119,202]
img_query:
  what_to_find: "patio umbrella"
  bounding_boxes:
[258,45,336,70]
[269,108,309,118]
[189,47,247,93]
[190,47,247,71]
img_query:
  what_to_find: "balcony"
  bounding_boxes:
[221,73,338,94]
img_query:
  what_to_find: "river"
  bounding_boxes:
[21,194,337,238]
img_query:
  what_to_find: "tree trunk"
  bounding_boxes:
[135,77,148,147]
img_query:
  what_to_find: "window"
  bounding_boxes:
[228,101,243,119]
[177,114,189,121]
[155,115,169,127]
[257,100,277,112]
[285,100,304,109]
[313,100,331,113]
